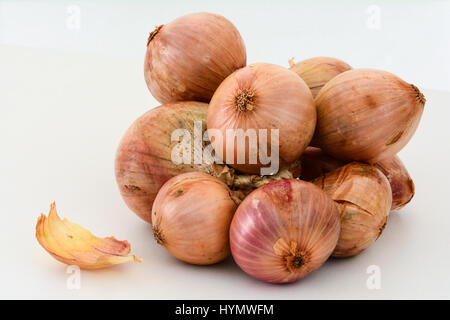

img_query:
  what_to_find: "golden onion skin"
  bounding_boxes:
[115,102,212,223]
[314,69,425,163]
[144,12,246,103]
[152,172,236,265]
[289,56,351,98]
[313,162,392,258]
[207,63,316,174]
[230,179,340,283]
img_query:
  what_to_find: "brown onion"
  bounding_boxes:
[313,162,392,257]
[152,172,236,265]
[207,63,316,174]
[289,56,351,98]
[144,12,246,103]
[314,69,425,163]
[374,156,415,210]
[230,179,340,283]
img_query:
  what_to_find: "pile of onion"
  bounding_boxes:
[111,11,427,284]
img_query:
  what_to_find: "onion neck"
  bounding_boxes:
[147,25,163,46]
[411,84,426,106]
[152,224,165,245]
[235,90,255,111]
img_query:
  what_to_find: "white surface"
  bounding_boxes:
[1,0,450,299]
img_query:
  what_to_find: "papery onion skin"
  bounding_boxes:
[115,101,217,223]
[313,162,392,258]
[152,172,236,265]
[374,156,415,210]
[314,69,425,163]
[301,148,414,211]
[289,57,351,98]
[230,179,340,283]
[207,63,316,174]
[144,12,246,103]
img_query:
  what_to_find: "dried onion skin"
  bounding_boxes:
[207,63,316,174]
[115,101,215,223]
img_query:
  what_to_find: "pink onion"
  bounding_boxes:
[230,179,340,283]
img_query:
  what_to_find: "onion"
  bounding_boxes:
[374,156,415,210]
[115,101,217,223]
[314,69,425,163]
[313,162,392,257]
[289,56,351,98]
[152,172,236,265]
[207,63,316,175]
[299,146,346,181]
[144,12,246,103]
[230,179,340,283]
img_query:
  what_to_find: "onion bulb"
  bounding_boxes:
[289,56,351,98]
[374,156,415,210]
[314,69,425,163]
[313,162,392,257]
[152,172,236,265]
[144,12,246,103]
[230,179,340,283]
[207,63,316,174]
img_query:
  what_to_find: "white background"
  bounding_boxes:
[1,0,449,299]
